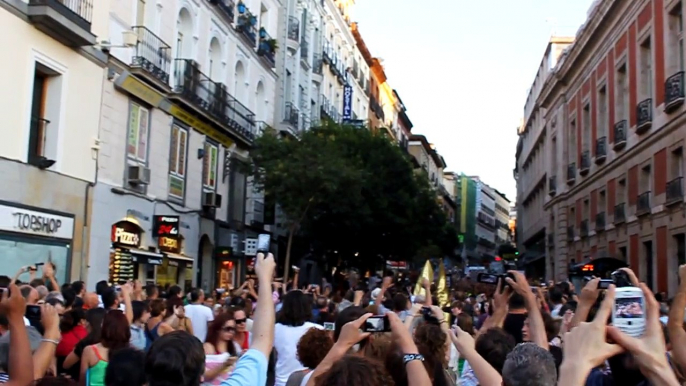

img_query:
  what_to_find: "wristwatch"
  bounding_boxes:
[403,354,425,365]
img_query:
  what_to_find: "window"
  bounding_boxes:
[551,136,558,169]
[618,178,627,204]
[136,0,146,26]
[28,63,62,167]
[598,86,607,137]
[202,142,219,191]
[583,103,591,150]
[230,161,247,224]
[641,164,652,193]
[599,190,606,213]
[670,3,684,72]
[127,102,150,163]
[168,125,188,201]
[28,71,47,164]
[617,64,627,120]
[640,38,653,99]
[672,147,684,179]
[569,119,577,162]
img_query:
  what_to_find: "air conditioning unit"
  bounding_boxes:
[127,165,151,185]
[202,192,222,208]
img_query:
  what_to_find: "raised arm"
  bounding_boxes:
[249,253,276,358]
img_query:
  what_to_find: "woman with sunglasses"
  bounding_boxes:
[231,308,251,355]
[203,311,240,385]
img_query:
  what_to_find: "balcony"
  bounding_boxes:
[595,136,607,164]
[665,71,685,113]
[614,203,626,224]
[312,54,323,76]
[131,26,171,89]
[287,16,300,52]
[27,0,96,47]
[300,114,311,132]
[370,96,384,121]
[580,150,591,175]
[567,226,575,242]
[210,0,235,24]
[666,177,684,206]
[548,175,557,196]
[236,10,257,47]
[636,98,652,134]
[566,162,576,185]
[28,117,52,168]
[636,191,651,216]
[580,219,589,238]
[257,28,276,67]
[595,212,606,232]
[171,59,256,145]
[300,38,310,65]
[613,120,627,150]
[284,102,300,129]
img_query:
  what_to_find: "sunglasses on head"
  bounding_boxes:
[235,318,247,324]
[222,326,236,332]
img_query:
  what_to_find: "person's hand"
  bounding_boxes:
[492,277,512,311]
[561,285,624,375]
[505,271,534,301]
[449,326,476,354]
[607,283,677,383]
[561,309,574,331]
[0,284,25,322]
[43,262,55,278]
[255,253,275,282]
[408,302,423,317]
[388,311,417,352]
[579,278,601,305]
[174,305,185,317]
[120,282,133,297]
[336,313,372,349]
[272,282,283,290]
[41,303,60,338]
[248,278,255,289]
[382,276,393,290]
[618,268,640,286]
[422,277,430,288]
[430,305,444,321]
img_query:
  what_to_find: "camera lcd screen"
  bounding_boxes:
[614,297,644,319]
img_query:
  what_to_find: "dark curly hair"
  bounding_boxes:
[315,355,394,386]
[413,323,447,367]
[277,291,312,327]
[296,328,333,369]
[475,327,516,374]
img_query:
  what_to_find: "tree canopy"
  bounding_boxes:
[249,122,458,272]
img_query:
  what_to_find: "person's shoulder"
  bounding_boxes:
[305,322,324,330]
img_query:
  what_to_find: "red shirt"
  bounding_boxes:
[57,325,88,357]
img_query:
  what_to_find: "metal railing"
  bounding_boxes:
[257,28,275,65]
[614,203,626,224]
[30,0,93,26]
[236,12,257,47]
[288,16,300,41]
[636,98,653,132]
[300,39,309,60]
[131,26,171,84]
[637,191,651,216]
[215,0,235,23]
[567,226,575,242]
[665,71,685,112]
[172,59,255,142]
[284,102,299,127]
[613,120,627,148]
[548,175,557,195]
[312,54,323,75]
[580,219,589,237]
[567,162,576,183]
[595,136,607,161]
[580,150,591,173]
[595,212,606,232]
[28,116,50,162]
[666,176,684,205]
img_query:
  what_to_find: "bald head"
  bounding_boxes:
[20,285,39,305]
[84,293,99,309]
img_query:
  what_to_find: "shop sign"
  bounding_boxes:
[0,204,74,239]
[158,236,181,254]
[342,85,353,120]
[153,215,179,237]
[111,222,141,247]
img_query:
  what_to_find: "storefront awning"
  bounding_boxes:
[129,249,164,265]
[164,252,194,263]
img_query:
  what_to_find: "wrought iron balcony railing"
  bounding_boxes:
[30,0,93,27]
[567,226,575,242]
[665,71,685,113]
[636,191,651,216]
[172,59,255,142]
[28,116,50,165]
[300,39,309,60]
[595,212,606,232]
[613,120,627,150]
[567,162,576,184]
[666,176,684,206]
[595,136,607,163]
[580,150,591,175]
[257,28,275,66]
[211,0,235,24]
[288,16,300,42]
[636,98,653,134]
[580,219,589,237]
[312,54,323,75]
[284,102,299,127]
[548,175,557,196]
[131,26,171,85]
[614,203,626,224]
[236,11,257,47]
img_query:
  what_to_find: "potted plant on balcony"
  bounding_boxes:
[237,1,246,13]
[249,14,257,26]
[259,27,267,39]
[267,38,278,52]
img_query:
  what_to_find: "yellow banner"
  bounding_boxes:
[168,105,234,148]
[437,260,449,307]
[413,260,433,297]
[116,75,165,107]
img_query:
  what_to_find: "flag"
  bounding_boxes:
[437,259,449,308]
[414,260,434,297]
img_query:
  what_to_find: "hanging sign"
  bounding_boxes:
[342,85,353,120]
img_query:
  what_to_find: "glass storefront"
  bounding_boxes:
[0,234,70,284]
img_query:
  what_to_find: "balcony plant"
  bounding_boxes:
[237,1,246,13]
[267,38,278,51]
[259,27,267,38]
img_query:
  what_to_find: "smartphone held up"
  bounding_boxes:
[362,315,391,333]
[612,286,646,338]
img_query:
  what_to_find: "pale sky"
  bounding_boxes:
[355,0,596,202]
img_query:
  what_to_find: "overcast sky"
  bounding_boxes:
[355,0,596,202]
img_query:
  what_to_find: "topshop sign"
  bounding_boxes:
[0,204,75,239]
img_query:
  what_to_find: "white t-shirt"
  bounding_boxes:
[185,303,214,342]
[273,322,323,386]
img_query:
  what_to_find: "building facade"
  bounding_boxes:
[540,0,686,294]
[88,0,278,290]
[0,0,108,283]
[494,190,512,246]
[515,36,574,278]
[475,179,497,260]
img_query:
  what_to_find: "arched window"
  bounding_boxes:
[208,37,222,82]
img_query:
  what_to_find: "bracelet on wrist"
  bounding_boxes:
[403,354,425,365]
[42,338,60,345]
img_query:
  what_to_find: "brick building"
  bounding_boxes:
[541,0,686,295]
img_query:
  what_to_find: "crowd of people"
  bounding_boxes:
[1,254,686,386]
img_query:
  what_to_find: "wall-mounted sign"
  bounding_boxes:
[158,236,181,254]
[342,85,353,120]
[111,221,141,247]
[0,204,74,239]
[153,215,180,237]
